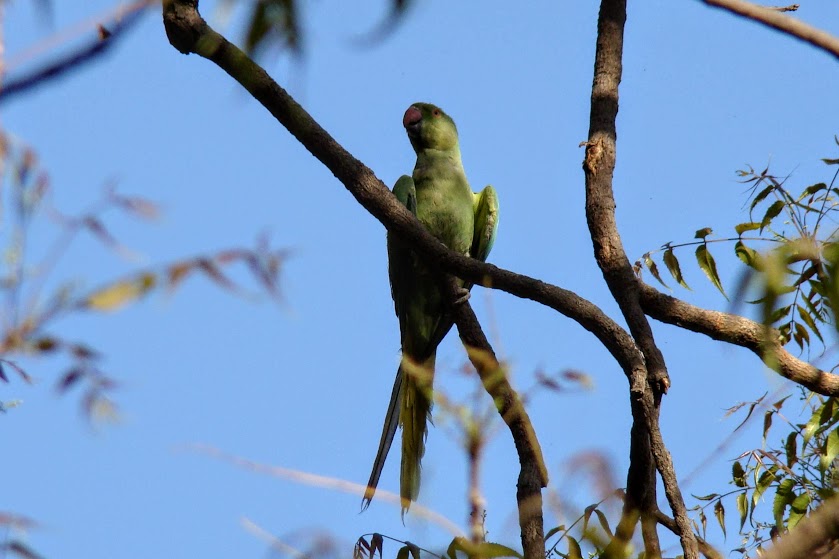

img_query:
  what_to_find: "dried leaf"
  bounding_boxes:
[84,273,156,311]
[643,253,668,288]
[56,367,84,393]
[714,499,726,538]
[694,227,713,239]
[370,534,383,558]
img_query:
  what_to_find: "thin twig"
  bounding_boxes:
[0,0,153,104]
[703,0,839,60]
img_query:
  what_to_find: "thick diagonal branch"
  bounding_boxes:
[160,1,645,376]
[584,1,696,557]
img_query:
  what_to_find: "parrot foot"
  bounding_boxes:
[452,287,471,306]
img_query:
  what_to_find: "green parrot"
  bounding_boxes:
[362,103,499,513]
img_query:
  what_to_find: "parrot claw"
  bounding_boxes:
[452,287,471,306]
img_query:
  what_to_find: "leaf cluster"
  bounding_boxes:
[640,140,839,353]
[354,533,522,559]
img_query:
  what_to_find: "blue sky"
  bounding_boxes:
[3,1,839,557]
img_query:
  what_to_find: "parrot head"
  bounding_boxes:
[403,103,459,153]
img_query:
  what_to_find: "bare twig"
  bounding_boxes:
[703,0,839,60]
[0,0,153,104]
[767,4,799,12]
[655,510,723,559]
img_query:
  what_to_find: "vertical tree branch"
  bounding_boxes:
[583,1,697,557]
[445,279,549,559]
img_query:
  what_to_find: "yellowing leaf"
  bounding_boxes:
[663,248,690,289]
[84,274,156,311]
[714,499,726,538]
[643,253,668,288]
[696,244,728,299]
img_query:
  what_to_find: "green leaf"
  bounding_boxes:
[695,227,713,239]
[544,525,565,541]
[735,222,762,235]
[241,0,301,57]
[472,543,523,559]
[696,244,728,299]
[447,537,464,559]
[643,253,668,288]
[735,241,762,270]
[763,410,773,445]
[797,304,824,343]
[785,432,798,468]
[396,546,410,559]
[663,248,690,289]
[760,200,785,232]
[802,182,828,197]
[736,492,748,531]
[750,184,774,211]
[567,537,583,559]
[714,499,726,538]
[788,493,810,529]
[693,493,721,501]
[594,509,612,537]
[821,428,839,472]
[732,461,746,487]
[753,468,777,510]
[773,478,795,528]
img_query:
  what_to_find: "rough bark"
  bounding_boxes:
[583,1,696,557]
[443,278,548,559]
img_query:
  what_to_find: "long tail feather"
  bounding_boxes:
[361,365,404,510]
[399,355,434,514]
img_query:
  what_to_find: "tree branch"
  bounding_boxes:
[584,1,695,557]
[443,278,548,559]
[638,283,839,396]
[703,0,839,61]
[162,3,558,555]
[160,1,647,381]
[655,509,723,559]
[162,0,839,408]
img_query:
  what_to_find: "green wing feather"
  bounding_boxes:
[471,185,499,263]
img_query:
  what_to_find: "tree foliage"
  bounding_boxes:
[6,1,839,559]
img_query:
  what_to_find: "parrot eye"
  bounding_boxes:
[432,109,441,117]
